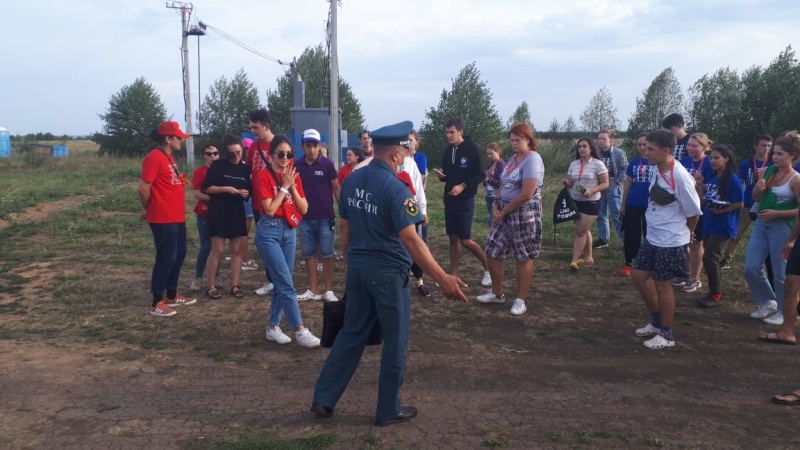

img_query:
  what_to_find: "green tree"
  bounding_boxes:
[548,118,562,133]
[579,86,620,132]
[563,115,578,133]
[199,68,261,143]
[93,77,167,157]
[628,68,684,135]
[419,62,504,166]
[266,44,365,134]
[688,67,743,150]
[507,100,534,131]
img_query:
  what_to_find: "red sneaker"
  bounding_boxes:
[150,301,176,317]
[619,265,632,276]
[166,294,197,307]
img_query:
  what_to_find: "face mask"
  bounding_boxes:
[395,152,404,174]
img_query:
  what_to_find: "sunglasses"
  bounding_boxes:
[275,151,293,159]
[204,152,219,156]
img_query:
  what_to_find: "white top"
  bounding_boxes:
[567,158,607,202]
[402,156,427,216]
[646,162,703,247]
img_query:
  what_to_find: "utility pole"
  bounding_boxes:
[329,0,340,167]
[166,1,195,166]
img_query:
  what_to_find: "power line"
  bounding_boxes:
[198,21,292,67]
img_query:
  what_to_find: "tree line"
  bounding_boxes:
[92,44,799,164]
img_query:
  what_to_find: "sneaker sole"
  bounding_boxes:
[150,311,176,317]
[266,336,292,344]
[510,308,527,315]
[167,300,197,307]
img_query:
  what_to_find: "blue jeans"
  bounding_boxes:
[195,215,212,279]
[598,183,623,241]
[744,218,791,308]
[313,268,410,421]
[149,223,187,296]
[299,218,335,259]
[255,217,303,329]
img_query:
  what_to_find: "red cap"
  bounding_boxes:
[157,121,190,139]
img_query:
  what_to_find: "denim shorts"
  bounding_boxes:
[298,218,335,259]
[243,198,254,218]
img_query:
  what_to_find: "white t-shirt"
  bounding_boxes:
[645,162,702,247]
[402,156,427,216]
[567,158,607,202]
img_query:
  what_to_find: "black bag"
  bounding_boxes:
[320,287,382,348]
[552,187,581,244]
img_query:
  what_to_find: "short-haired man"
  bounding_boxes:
[434,118,491,286]
[296,129,341,301]
[722,134,773,268]
[359,129,373,157]
[311,120,467,426]
[594,129,629,249]
[632,129,702,349]
[247,108,276,295]
[662,113,690,161]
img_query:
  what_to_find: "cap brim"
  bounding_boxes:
[176,130,190,139]
[302,138,321,143]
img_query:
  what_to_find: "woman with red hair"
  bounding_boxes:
[476,123,544,316]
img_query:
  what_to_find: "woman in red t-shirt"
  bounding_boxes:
[254,136,321,348]
[190,145,220,292]
[337,147,366,188]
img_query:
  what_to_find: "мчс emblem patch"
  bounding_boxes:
[403,197,419,216]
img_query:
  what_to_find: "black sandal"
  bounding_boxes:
[230,285,244,299]
[206,286,221,300]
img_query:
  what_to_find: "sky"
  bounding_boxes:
[1,0,799,136]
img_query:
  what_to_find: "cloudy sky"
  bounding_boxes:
[1,0,798,136]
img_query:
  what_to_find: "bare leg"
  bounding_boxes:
[306,256,319,294]
[206,237,225,288]
[654,280,676,327]
[689,241,703,281]
[516,260,534,300]
[632,269,658,313]
[460,238,488,270]
[776,274,800,342]
[230,236,245,287]
[448,235,461,277]
[487,256,504,294]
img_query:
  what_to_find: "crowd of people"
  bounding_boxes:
[137,111,800,423]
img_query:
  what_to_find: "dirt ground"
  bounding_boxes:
[2,199,800,449]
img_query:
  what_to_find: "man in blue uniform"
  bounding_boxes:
[311,121,467,426]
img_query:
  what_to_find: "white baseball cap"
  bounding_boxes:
[302,129,321,143]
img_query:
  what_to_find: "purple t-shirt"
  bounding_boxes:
[295,155,337,219]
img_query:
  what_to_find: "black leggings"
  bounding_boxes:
[411,222,424,279]
[622,206,647,265]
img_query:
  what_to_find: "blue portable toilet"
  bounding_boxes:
[52,145,69,158]
[0,127,11,159]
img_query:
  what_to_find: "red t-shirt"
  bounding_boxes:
[141,148,186,223]
[253,169,305,220]
[337,164,354,187]
[192,165,210,216]
[246,140,272,177]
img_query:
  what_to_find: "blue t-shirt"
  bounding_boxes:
[680,156,714,181]
[625,157,654,207]
[339,159,419,271]
[739,157,773,208]
[499,152,544,202]
[702,174,744,238]
[413,152,428,177]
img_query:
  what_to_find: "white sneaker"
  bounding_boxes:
[266,326,291,344]
[298,289,322,301]
[763,312,784,325]
[296,329,321,348]
[241,260,259,271]
[476,291,505,303]
[510,298,527,315]
[643,334,675,349]
[481,271,492,287]
[322,291,339,302]
[751,300,778,319]
[255,282,274,296]
[317,262,323,272]
[190,277,203,292]
[635,323,659,337]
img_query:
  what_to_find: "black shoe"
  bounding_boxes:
[696,294,722,308]
[720,260,731,270]
[593,239,609,249]
[374,406,418,426]
[310,402,334,418]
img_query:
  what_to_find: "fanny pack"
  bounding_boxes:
[267,165,303,228]
[649,181,676,206]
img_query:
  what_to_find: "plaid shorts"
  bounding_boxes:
[484,198,542,262]
[634,240,689,281]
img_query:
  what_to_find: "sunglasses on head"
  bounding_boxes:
[275,151,293,159]
[204,151,219,156]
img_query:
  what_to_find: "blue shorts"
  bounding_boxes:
[634,240,689,281]
[243,198,254,219]
[299,218,335,259]
[444,197,475,240]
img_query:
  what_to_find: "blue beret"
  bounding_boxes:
[370,121,414,147]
